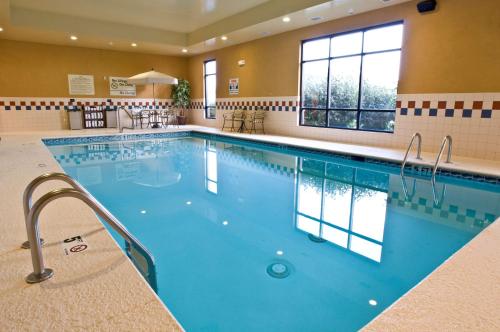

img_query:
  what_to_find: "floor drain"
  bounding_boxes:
[266,261,291,279]
[308,234,326,243]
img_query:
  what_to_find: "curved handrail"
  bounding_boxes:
[24,188,157,291]
[431,180,447,208]
[431,135,452,181]
[401,133,422,176]
[401,174,417,202]
[117,106,134,133]
[21,172,88,249]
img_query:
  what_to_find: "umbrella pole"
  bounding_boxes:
[153,83,155,108]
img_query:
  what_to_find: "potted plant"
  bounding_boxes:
[170,79,191,125]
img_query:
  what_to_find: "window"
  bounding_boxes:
[204,60,217,119]
[300,22,403,132]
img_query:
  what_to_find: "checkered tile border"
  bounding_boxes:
[396,96,499,119]
[388,191,497,229]
[190,97,299,112]
[0,97,173,111]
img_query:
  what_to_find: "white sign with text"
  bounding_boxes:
[109,76,136,96]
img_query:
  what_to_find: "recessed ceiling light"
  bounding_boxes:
[182,48,188,53]
[70,35,78,41]
[108,41,114,46]
[282,16,291,22]
[221,35,228,41]
[131,43,137,47]
[311,16,322,21]
[0,27,4,32]
[348,8,355,15]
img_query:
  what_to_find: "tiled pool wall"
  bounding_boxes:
[2,93,500,161]
[42,131,500,186]
[188,93,500,161]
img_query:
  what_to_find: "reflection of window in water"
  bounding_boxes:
[205,140,218,194]
[295,158,389,262]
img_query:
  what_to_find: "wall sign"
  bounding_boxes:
[229,78,239,95]
[68,74,95,95]
[62,235,89,256]
[109,76,136,96]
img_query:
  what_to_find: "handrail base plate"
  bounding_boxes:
[26,268,53,284]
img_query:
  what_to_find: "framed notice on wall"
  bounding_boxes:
[68,74,95,95]
[229,78,239,95]
[109,77,136,96]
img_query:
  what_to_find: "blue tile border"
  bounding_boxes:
[42,131,500,186]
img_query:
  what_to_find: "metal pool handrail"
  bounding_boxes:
[401,132,422,176]
[431,135,453,182]
[22,174,157,291]
[21,172,88,249]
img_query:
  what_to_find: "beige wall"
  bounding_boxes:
[188,0,500,99]
[0,39,188,99]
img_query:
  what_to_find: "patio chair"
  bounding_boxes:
[232,109,245,132]
[166,109,179,128]
[130,108,143,128]
[221,110,234,131]
[140,110,151,128]
[246,110,266,134]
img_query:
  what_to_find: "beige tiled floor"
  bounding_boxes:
[0,126,499,331]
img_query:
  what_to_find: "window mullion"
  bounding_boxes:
[355,32,366,130]
[325,37,332,128]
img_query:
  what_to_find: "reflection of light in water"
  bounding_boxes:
[369,299,377,306]
[295,160,387,263]
[186,201,192,205]
[276,250,284,256]
[140,210,147,214]
[222,221,229,226]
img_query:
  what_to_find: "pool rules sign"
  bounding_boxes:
[109,77,136,96]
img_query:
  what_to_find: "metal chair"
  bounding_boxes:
[232,109,245,132]
[140,110,151,128]
[222,110,234,131]
[246,110,266,134]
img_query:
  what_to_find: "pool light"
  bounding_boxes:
[369,299,378,306]
[282,16,291,22]
[140,210,147,214]
[276,250,284,256]
[70,35,78,41]
[222,221,229,226]
[186,201,192,205]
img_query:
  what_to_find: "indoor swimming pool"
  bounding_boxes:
[44,133,499,332]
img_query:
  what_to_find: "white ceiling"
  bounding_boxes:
[0,0,413,55]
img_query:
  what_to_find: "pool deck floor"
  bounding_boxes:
[0,126,499,331]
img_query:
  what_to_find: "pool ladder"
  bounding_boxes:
[400,132,422,177]
[20,172,157,291]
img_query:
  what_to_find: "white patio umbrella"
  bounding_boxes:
[127,69,178,106]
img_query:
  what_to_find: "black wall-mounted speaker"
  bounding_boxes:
[417,0,437,13]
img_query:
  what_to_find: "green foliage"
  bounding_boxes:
[171,79,191,115]
[302,70,396,131]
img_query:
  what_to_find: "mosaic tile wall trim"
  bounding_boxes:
[396,93,500,120]
[190,97,299,112]
[0,97,173,111]
[388,191,497,230]
[42,131,500,185]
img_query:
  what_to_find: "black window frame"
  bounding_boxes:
[204,59,217,119]
[299,21,404,133]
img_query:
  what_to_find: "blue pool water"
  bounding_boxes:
[46,134,499,332]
